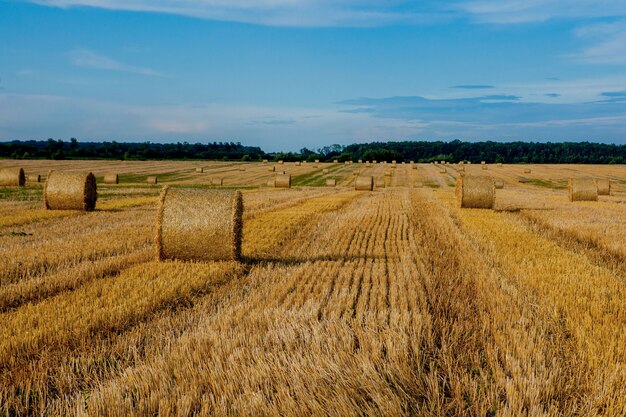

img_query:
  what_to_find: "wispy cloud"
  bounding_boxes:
[30,0,449,27]
[451,84,494,89]
[569,19,626,64]
[69,49,162,76]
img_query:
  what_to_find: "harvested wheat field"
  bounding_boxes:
[1,159,626,416]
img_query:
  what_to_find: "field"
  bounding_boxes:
[1,159,625,416]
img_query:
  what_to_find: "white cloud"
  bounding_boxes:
[569,20,626,64]
[457,0,626,24]
[30,0,446,27]
[69,49,162,76]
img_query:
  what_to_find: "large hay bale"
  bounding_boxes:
[596,179,611,196]
[27,174,41,183]
[524,169,531,174]
[0,167,25,186]
[43,171,97,211]
[568,178,598,202]
[355,176,373,191]
[211,177,223,186]
[275,174,291,188]
[326,179,336,187]
[147,176,158,185]
[195,167,204,173]
[103,173,119,184]
[155,187,243,262]
[494,179,504,189]
[455,176,495,209]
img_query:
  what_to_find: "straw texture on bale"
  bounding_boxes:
[43,171,97,211]
[267,179,276,187]
[326,179,336,187]
[481,161,486,165]
[375,179,385,188]
[358,160,363,163]
[455,176,495,209]
[355,176,373,191]
[439,168,447,174]
[315,159,320,163]
[568,178,598,202]
[274,174,291,188]
[269,166,276,172]
[147,176,158,185]
[211,177,224,186]
[596,179,611,196]
[524,169,531,174]
[0,167,25,186]
[278,160,284,164]
[155,187,243,262]
[103,174,119,184]
[373,160,377,164]
[195,167,204,173]
[494,179,504,189]
[27,174,41,183]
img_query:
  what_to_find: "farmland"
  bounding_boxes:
[0,159,625,416]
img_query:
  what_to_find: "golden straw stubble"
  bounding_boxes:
[455,175,495,209]
[155,186,243,261]
[43,170,97,211]
[568,178,598,202]
[0,167,25,186]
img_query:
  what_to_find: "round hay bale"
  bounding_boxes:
[455,176,495,209]
[481,161,486,165]
[458,166,465,172]
[147,176,158,185]
[439,168,447,174]
[315,159,320,163]
[103,173,119,184]
[481,165,488,170]
[274,174,291,188]
[372,160,377,164]
[322,168,330,174]
[497,163,503,167]
[262,159,269,163]
[358,160,363,163]
[211,177,224,186]
[267,178,276,187]
[494,179,504,189]
[294,162,301,166]
[155,187,243,262]
[568,178,598,202]
[333,159,338,163]
[518,176,528,183]
[596,179,611,196]
[355,176,373,191]
[384,171,392,177]
[344,161,350,165]
[195,167,204,173]
[524,169,531,174]
[278,160,284,165]
[239,167,246,171]
[0,167,25,186]
[268,166,276,172]
[27,174,41,183]
[43,171,97,211]
[326,179,336,187]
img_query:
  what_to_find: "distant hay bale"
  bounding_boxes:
[345,161,350,165]
[439,168,447,174]
[43,171,97,211]
[384,171,392,176]
[326,179,336,187]
[155,187,242,262]
[294,162,301,166]
[103,174,119,184]
[518,176,528,183]
[239,167,246,171]
[374,179,385,188]
[458,166,465,172]
[481,165,488,170]
[268,166,276,172]
[278,160,284,165]
[211,177,223,186]
[27,174,41,183]
[494,179,504,189]
[333,159,338,163]
[373,160,377,164]
[262,159,269,163]
[455,176,495,209]
[323,168,330,174]
[414,181,424,188]
[497,163,503,167]
[0,167,25,186]
[312,164,318,168]
[524,169,531,174]
[412,165,417,170]
[392,160,397,164]
[355,176,373,191]
[147,176,158,185]
[195,167,204,173]
[358,160,363,163]
[275,174,291,188]
[440,160,445,164]
[315,159,320,163]
[596,179,611,196]
[568,178,598,202]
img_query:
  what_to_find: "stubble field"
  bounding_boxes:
[0,159,625,416]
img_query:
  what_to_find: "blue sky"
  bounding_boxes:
[1,0,626,150]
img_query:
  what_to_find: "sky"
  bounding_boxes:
[1,0,626,151]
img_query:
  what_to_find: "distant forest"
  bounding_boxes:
[1,138,625,164]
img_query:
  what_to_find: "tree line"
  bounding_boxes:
[1,138,624,164]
